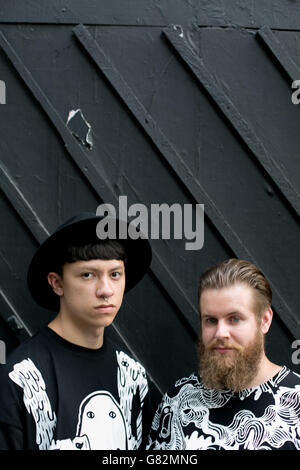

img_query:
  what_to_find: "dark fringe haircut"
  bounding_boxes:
[54,241,127,276]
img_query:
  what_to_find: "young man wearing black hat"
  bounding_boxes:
[0,213,154,450]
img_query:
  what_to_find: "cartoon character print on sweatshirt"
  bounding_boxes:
[8,350,148,450]
[55,391,128,450]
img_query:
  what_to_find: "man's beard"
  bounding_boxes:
[198,331,264,391]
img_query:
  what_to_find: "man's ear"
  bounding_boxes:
[47,272,63,296]
[260,307,273,334]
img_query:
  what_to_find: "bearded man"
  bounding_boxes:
[147,258,300,450]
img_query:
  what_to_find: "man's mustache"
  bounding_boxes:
[206,341,243,352]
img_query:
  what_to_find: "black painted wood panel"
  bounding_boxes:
[0,2,299,393]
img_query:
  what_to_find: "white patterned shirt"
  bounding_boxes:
[147,367,300,450]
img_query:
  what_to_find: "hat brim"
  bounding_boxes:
[27,213,152,311]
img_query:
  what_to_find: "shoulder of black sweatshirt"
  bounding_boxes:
[0,325,156,450]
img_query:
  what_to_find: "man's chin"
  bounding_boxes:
[198,338,264,391]
[199,358,238,390]
[208,346,239,364]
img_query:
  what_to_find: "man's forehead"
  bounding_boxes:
[200,284,255,313]
[64,258,125,270]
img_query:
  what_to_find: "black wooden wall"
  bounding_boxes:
[0,1,299,395]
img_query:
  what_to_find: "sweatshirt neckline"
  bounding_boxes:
[41,325,108,357]
[197,365,289,397]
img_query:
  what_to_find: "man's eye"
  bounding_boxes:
[204,317,217,325]
[111,271,121,279]
[81,272,93,279]
[230,316,240,323]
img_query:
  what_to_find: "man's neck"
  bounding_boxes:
[245,354,282,388]
[48,314,104,350]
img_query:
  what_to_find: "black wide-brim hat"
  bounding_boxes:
[27,212,152,311]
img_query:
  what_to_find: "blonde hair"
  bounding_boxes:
[198,258,272,318]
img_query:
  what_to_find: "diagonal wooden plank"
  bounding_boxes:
[0,287,32,341]
[0,29,198,350]
[0,29,117,209]
[0,161,50,244]
[0,163,45,340]
[257,26,300,83]
[72,24,300,339]
[163,25,300,220]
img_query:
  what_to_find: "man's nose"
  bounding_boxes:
[96,277,114,298]
[214,320,230,340]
